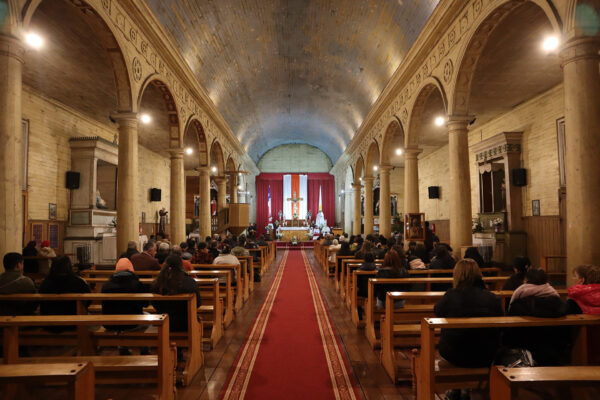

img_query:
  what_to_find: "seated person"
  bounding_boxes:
[375,249,409,308]
[212,245,239,283]
[464,247,485,268]
[0,252,38,315]
[566,264,600,363]
[408,243,429,269]
[39,256,91,332]
[356,252,377,299]
[192,241,214,264]
[505,268,569,365]
[232,237,250,257]
[131,241,161,270]
[119,240,140,260]
[503,256,531,291]
[22,240,39,274]
[434,259,503,368]
[429,244,456,269]
[39,240,57,258]
[151,255,200,332]
[155,242,170,265]
[328,239,341,263]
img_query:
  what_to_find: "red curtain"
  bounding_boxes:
[256,174,284,235]
[307,173,335,227]
[256,173,335,235]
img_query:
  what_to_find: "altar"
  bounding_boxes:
[279,227,310,241]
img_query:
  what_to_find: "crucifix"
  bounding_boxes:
[287,190,303,219]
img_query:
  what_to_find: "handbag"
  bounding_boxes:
[492,347,536,368]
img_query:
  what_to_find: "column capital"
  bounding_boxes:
[168,147,184,158]
[110,112,138,127]
[378,164,393,173]
[351,183,363,190]
[362,176,375,182]
[404,148,422,159]
[560,36,600,66]
[195,166,211,176]
[447,115,472,131]
[213,176,227,184]
[0,34,25,63]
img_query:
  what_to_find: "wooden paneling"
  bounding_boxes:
[522,216,563,268]
[27,220,65,254]
[429,219,449,243]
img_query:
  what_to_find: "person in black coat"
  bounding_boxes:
[464,247,485,268]
[22,241,39,273]
[434,259,504,368]
[39,256,91,332]
[375,249,409,307]
[151,255,200,332]
[502,256,531,291]
[504,268,569,365]
[429,245,456,270]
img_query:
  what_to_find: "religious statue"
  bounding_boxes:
[287,191,303,219]
[158,208,168,236]
[306,209,312,222]
[96,190,108,209]
[315,210,326,228]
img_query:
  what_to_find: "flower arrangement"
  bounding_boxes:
[276,233,283,239]
[305,233,313,240]
[491,217,503,227]
[472,219,484,233]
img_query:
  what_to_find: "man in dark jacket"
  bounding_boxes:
[0,252,38,315]
[131,241,161,270]
[119,240,140,260]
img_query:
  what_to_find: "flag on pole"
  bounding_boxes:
[268,185,272,222]
[318,185,322,212]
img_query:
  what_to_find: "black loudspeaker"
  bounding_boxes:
[428,186,440,199]
[513,168,527,186]
[66,171,80,189]
[150,188,161,202]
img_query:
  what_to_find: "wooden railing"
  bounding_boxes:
[211,208,230,234]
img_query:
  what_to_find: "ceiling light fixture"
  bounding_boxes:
[373,165,378,171]
[542,35,559,52]
[211,166,217,172]
[185,147,193,155]
[140,113,151,124]
[25,32,44,49]
[434,116,445,126]
[395,148,403,155]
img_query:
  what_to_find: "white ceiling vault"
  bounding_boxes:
[144,0,439,163]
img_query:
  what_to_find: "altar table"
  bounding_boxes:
[279,227,311,241]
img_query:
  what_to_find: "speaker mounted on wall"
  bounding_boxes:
[150,188,161,202]
[512,168,527,187]
[65,171,80,189]
[428,186,440,199]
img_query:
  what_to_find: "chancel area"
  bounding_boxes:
[0,0,600,399]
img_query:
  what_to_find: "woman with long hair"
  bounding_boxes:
[151,255,200,332]
[374,249,409,307]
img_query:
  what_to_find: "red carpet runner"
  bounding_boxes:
[220,249,360,399]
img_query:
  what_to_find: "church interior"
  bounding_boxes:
[0,0,600,399]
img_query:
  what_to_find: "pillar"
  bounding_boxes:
[352,183,362,236]
[215,177,227,211]
[169,148,185,245]
[198,167,212,239]
[404,148,422,213]
[561,37,600,286]
[448,116,472,259]
[0,35,24,267]
[363,177,374,235]
[379,165,392,237]
[229,174,238,203]
[112,112,139,254]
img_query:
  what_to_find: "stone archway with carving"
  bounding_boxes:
[406,77,448,148]
[137,77,181,149]
[380,117,405,165]
[183,117,208,167]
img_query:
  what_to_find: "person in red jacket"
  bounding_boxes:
[566,264,600,363]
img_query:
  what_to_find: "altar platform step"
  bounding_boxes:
[276,241,314,249]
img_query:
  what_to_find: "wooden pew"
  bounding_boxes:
[364,276,508,348]
[380,290,569,382]
[248,248,264,274]
[0,314,176,400]
[192,263,243,313]
[416,315,600,400]
[237,255,255,294]
[0,362,94,400]
[334,256,356,288]
[489,366,600,400]
[350,270,378,327]
[340,259,384,300]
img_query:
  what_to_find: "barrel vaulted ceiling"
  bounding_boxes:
[144,0,439,163]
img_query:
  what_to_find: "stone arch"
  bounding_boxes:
[226,156,236,172]
[183,117,208,169]
[380,117,405,165]
[21,0,134,112]
[354,156,364,184]
[138,78,180,148]
[450,0,562,116]
[210,140,225,174]
[406,78,448,148]
[365,141,380,178]
[565,0,600,37]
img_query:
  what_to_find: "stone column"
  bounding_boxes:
[448,116,473,259]
[561,37,600,285]
[169,148,185,245]
[214,177,227,211]
[363,177,374,235]
[404,148,422,213]
[0,35,24,267]
[198,167,212,239]
[352,183,362,236]
[112,112,139,254]
[379,165,392,237]
[229,174,238,203]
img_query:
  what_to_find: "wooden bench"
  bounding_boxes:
[364,276,509,349]
[191,263,244,313]
[490,365,600,400]
[0,314,175,399]
[0,292,203,386]
[380,290,569,382]
[237,255,255,294]
[416,315,600,400]
[0,362,94,400]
